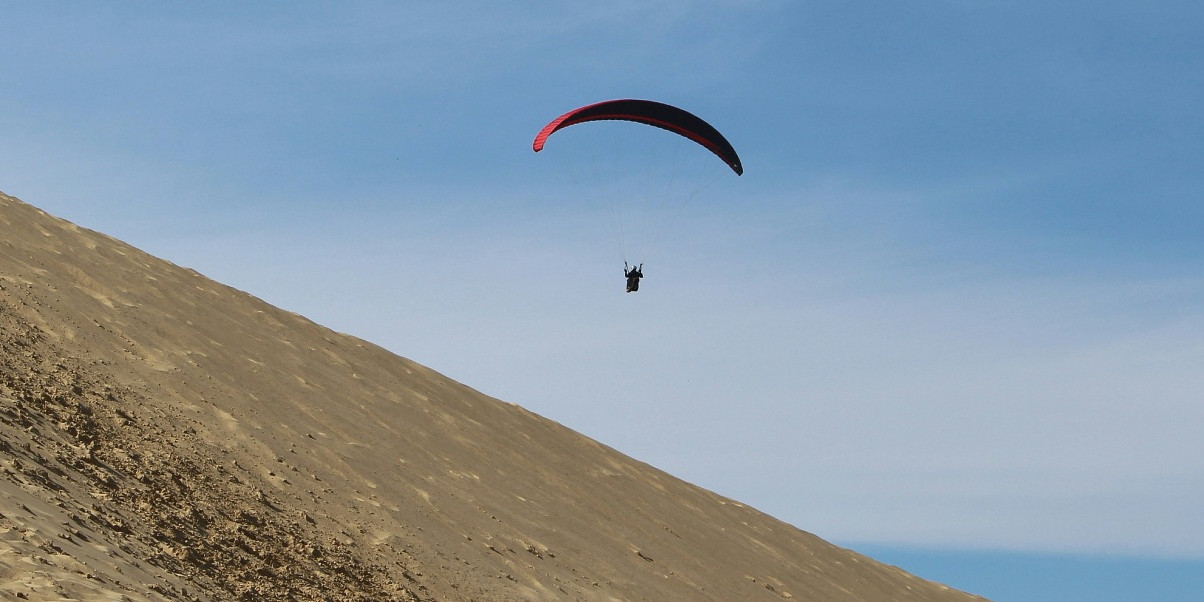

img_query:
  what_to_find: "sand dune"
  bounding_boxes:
[1,190,984,600]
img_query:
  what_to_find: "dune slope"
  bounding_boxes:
[0,191,983,601]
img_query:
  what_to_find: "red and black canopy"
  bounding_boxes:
[533,99,743,176]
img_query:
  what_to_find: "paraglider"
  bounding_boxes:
[533,99,742,292]
[624,262,643,293]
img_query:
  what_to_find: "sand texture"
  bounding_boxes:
[0,190,984,600]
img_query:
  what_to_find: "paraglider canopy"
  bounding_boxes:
[533,99,743,176]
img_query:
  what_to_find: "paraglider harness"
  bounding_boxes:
[624,262,643,293]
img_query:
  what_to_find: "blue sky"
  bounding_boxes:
[3,2,1203,598]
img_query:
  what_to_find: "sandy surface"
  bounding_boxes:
[0,190,985,601]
